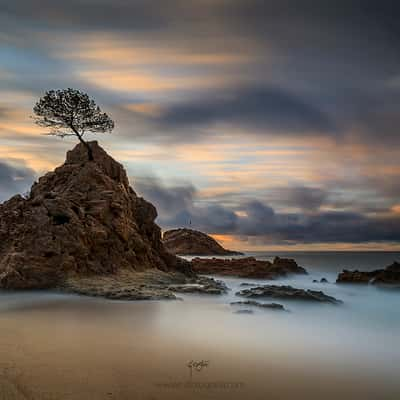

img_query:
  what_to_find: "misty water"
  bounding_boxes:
[0,252,399,400]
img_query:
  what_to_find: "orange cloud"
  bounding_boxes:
[0,146,58,172]
[391,205,400,214]
[79,69,233,93]
[59,34,252,67]
[124,103,163,117]
[210,235,400,252]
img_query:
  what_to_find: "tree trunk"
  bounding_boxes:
[71,126,93,161]
[84,140,94,161]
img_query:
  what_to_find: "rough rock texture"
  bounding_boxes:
[167,277,228,295]
[64,269,227,300]
[336,262,400,287]
[236,285,342,304]
[230,300,286,311]
[191,256,307,279]
[163,228,243,256]
[0,141,192,290]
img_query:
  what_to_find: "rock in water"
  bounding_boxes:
[236,285,342,304]
[0,141,191,290]
[336,261,400,288]
[191,256,307,279]
[163,228,243,256]
[233,309,254,314]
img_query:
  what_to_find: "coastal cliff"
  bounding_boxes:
[0,142,192,292]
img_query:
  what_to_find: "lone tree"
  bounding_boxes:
[33,88,114,161]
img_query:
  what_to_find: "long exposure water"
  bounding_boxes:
[0,251,399,399]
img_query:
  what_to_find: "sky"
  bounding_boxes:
[1,0,400,251]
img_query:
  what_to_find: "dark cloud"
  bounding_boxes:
[134,176,195,216]
[154,86,334,135]
[134,177,238,233]
[0,161,36,202]
[0,0,169,31]
[134,176,400,244]
[266,186,328,211]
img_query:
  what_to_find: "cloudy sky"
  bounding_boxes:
[1,0,400,250]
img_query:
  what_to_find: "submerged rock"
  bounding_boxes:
[0,142,193,291]
[236,285,342,304]
[163,228,243,256]
[313,278,328,283]
[191,256,307,279]
[230,300,286,311]
[233,309,254,314]
[336,262,400,287]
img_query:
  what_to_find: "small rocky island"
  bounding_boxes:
[163,228,243,256]
[0,142,225,299]
[336,261,400,287]
[191,256,307,279]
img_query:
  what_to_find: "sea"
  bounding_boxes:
[0,251,399,400]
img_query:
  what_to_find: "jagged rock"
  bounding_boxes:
[230,300,286,311]
[64,269,229,300]
[337,262,400,287]
[167,276,229,295]
[236,285,342,304]
[0,142,193,291]
[191,256,307,279]
[336,270,378,284]
[163,228,243,256]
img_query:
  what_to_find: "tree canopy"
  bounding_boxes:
[33,88,114,160]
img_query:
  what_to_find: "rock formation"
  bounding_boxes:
[236,285,342,304]
[163,228,243,256]
[336,261,400,287]
[0,141,194,294]
[191,256,307,279]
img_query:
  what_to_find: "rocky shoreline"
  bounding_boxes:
[63,269,228,300]
[0,142,397,305]
[191,256,307,279]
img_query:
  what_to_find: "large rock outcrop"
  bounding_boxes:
[336,262,400,287]
[191,256,307,279]
[163,228,243,256]
[0,141,191,290]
